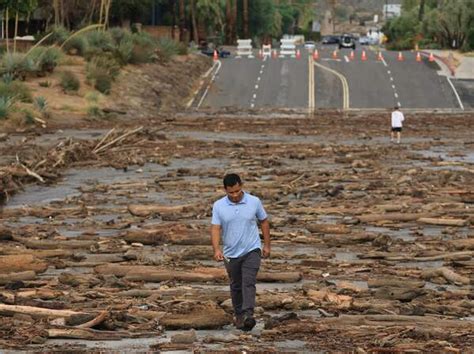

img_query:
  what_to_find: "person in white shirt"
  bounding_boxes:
[391,106,405,144]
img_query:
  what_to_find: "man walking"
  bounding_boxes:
[391,106,405,144]
[211,173,270,331]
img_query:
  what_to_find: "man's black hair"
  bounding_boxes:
[394,106,399,110]
[223,173,242,188]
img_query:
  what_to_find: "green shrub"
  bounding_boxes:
[87,105,103,117]
[0,96,14,119]
[86,53,120,80]
[156,37,179,62]
[60,71,80,92]
[114,37,134,65]
[28,46,63,74]
[24,109,35,124]
[109,27,132,45]
[386,38,414,51]
[63,35,88,56]
[86,30,114,52]
[130,32,158,63]
[34,96,48,112]
[0,81,33,102]
[46,26,71,45]
[2,73,14,84]
[94,72,112,94]
[0,53,36,80]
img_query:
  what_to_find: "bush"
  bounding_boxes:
[63,35,88,56]
[114,37,134,65]
[34,96,48,111]
[0,96,14,119]
[86,53,121,80]
[109,27,132,45]
[386,38,414,51]
[60,71,81,92]
[28,46,63,74]
[0,53,36,80]
[0,81,33,102]
[41,26,71,45]
[39,80,51,87]
[93,72,112,94]
[86,30,114,52]
[156,37,179,62]
[131,32,158,63]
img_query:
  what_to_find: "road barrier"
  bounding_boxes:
[236,39,254,58]
[262,44,272,58]
[279,38,296,58]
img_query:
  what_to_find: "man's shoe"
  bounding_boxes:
[242,315,256,331]
[234,315,244,330]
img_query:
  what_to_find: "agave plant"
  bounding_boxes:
[0,96,14,119]
[0,53,36,80]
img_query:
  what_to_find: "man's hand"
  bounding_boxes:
[262,244,271,258]
[214,249,224,262]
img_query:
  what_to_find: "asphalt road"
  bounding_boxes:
[201,45,464,110]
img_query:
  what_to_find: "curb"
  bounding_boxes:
[420,50,456,76]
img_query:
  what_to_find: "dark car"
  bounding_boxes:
[339,34,356,50]
[200,47,231,58]
[322,35,340,45]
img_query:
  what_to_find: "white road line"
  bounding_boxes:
[257,77,261,81]
[397,101,401,107]
[447,77,465,110]
[390,77,394,81]
[255,85,259,89]
[250,103,255,108]
[344,56,349,63]
[196,60,222,109]
[392,85,396,89]
[253,94,257,99]
[381,56,388,67]
[387,70,391,74]
[260,70,263,74]
[394,93,399,98]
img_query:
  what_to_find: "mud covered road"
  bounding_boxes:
[0,109,473,352]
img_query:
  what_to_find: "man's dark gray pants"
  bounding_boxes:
[224,248,261,318]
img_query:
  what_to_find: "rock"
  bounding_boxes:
[171,329,197,344]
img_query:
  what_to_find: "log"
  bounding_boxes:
[357,213,435,223]
[258,272,302,283]
[0,304,85,318]
[0,226,13,240]
[12,236,98,250]
[306,223,350,234]
[322,233,377,246]
[76,310,108,329]
[422,267,470,285]
[0,254,48,274]
[124,228,208,245]
[418,217,467,227]
[127,204,194,217]
[373,287,426,301]
[0,270,36,285]
[368,278,425,289]
[47,328,126,340]
[449,238,474,250]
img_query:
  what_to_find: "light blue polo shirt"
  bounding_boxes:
[211,192,268,258]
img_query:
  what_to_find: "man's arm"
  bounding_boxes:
[260,218,271,258]
[211,224,224,261]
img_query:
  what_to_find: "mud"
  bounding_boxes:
[0,110,473,352]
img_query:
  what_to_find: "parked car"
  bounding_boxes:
[200,47,231,58]
[304,41,316,50]
[359,36,370,45]
[339,34,356,50]
[321,35,340,45]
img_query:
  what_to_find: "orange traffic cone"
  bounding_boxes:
[361,50,367,61]
[332,50,338,59]
[313,49,319,60]
[397,51,404,61]
[429,52,435,62]
[296,49,301,59]
[416,51,422,62]
[213,50,218,61]
[377,51,384,61]
[350,50,355,60]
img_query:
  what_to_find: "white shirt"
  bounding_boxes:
[391,110,404,128]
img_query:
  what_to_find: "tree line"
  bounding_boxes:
[1,0,316,46]
[383,0,474,51]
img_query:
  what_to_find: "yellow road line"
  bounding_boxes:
[313,61,350,110]
[308,54,315,113]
